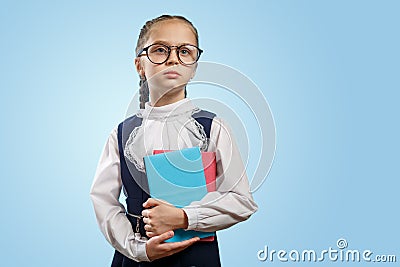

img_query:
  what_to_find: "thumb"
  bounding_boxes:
[154,230,174,243]
[143,198,159,208]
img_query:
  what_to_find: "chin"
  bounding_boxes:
[161,79,188,91]
[150,83,185,98]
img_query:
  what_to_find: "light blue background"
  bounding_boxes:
[0,1,399,266]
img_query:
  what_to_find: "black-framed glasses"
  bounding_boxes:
[137,43,203,65]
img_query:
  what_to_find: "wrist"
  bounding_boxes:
[176,208,188,229]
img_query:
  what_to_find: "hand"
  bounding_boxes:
[146,230,200,261]
[142,198,188,238]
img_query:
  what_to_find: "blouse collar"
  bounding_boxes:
[140,98,199,120]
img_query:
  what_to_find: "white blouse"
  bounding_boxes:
[90,98,258,262]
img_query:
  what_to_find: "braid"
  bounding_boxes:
[139,77,149,109]
[135,15,198,108]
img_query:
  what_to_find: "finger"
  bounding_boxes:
[141,209,150,218]
[155,198,172,206]
[146,231,156,238]
[144,224,152,231]
[160,237,200,254]
[143,217,150,224]
[170,237,200,250]
[143,198,160,208]
[152,230,174,244]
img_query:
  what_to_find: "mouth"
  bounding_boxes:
[163,70,181,78]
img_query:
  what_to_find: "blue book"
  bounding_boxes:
[143,147,215,242]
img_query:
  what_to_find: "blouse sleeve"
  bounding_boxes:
[182,117,258,231]
[89,127,150,262]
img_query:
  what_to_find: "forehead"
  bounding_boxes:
[146,20,197,46]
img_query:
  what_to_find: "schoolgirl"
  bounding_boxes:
[90,15,258,267]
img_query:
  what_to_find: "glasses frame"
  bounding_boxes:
[137,43,203,66]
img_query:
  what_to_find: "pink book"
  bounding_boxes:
[153,149,217,242]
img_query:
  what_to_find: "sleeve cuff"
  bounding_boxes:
[182,207,198,231]
[136,241,150,262]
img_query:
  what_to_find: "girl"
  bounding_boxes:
[90,15,258,267]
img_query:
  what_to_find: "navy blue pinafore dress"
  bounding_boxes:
[112,110,221,267]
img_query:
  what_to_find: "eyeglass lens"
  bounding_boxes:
[147,44,200,65]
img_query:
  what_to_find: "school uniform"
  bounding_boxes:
[90,98,258,266]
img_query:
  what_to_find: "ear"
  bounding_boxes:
[135,57,145,78]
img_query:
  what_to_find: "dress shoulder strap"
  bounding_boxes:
[117,115,143,162]
[192,109,216,138]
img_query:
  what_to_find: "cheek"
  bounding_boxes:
[142,63,159,78]
[181,66,196,80]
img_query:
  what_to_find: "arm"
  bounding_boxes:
[89,127,150,262]
[90,127,199,262]
[182,117,258,232]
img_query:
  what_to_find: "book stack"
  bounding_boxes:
[143,147,216,242]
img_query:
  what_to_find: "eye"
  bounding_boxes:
[179,46,193,56]
[149,45,168,54]
[155,47,167,53]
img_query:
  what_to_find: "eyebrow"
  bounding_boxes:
[149,40,196,46]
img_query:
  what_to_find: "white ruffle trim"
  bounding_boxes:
[124,125,146,172]
[123,109,209,173]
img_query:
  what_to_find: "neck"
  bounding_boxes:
[150,87,185,107]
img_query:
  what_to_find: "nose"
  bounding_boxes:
[166,47,179,65]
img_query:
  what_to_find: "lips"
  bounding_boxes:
[163,70,181,79]
[163,71,181,76]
